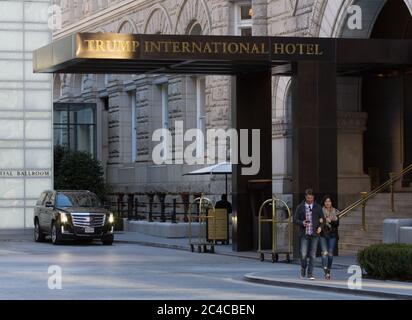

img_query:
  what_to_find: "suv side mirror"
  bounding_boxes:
[45,201,54,208]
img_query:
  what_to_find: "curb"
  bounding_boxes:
[243,273,412,300]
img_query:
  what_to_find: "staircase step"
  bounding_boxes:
[337,192,411,254]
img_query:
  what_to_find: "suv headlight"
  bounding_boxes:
[60,212,68,224]
[108,213,114,224]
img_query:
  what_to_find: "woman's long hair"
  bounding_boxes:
[321,195,335,208]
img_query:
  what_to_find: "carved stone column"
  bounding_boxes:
[272,118,293,194]
[337,111,370,207]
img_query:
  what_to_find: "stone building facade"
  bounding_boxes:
[52,0,412,208]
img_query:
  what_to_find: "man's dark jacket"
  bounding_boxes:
[293,201,324,237]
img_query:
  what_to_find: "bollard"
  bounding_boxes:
[172,199,177,223]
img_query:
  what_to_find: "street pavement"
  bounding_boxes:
[0,235,383,300]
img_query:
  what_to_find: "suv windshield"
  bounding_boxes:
[56,192,102,208]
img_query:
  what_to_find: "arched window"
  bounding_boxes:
[188,23,202,35]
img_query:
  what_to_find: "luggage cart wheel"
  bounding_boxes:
[190,244,194,252]
[272,253,279,263]
[198,245,202,253]
[286,254,291,263]
[260,253,264,262]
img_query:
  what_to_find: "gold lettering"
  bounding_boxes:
[84,40,95,51]
[96,40,104,52]
[315,44,324,55]
[172,42,181,53]
[105,40,117,52]
[273,43,285,55]
[181,42,190,53]
[222,42,228,54]
[211,42,221,53]
[228,42,239,54]
[306,44,315,55]
[261,43,269,54]
[146,41,161,53]
[296,43,305,55]
[119,41,131,52]
[239,42,250,54]
[192,42,202,53]
[285,44,296,55]
[132,41,140,52]
[204,42,212,54]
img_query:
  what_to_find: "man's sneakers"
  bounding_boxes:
[301,269,315,280]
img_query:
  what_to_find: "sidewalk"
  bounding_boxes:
[115,231,412,299]
[244,268,412,299]
[115,231,356,267]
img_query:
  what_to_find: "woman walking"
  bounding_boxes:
[319,195,340,280]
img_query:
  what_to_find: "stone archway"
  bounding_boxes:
[174,0,212,35]
[143,5,173,34]
[117,18,138,34]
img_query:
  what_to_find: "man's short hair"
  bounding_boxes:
[305,189,314,197]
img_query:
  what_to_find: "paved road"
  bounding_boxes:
[0,239,378,300]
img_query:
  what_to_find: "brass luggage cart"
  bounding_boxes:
[257,196,292,263]
[188,194,216,253]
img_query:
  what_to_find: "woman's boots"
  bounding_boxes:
[324,268,331,280]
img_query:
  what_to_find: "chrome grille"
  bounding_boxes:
[71,213,105,227]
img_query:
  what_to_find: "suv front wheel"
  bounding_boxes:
[34,219,46,242]
[102,235,114,246]
[51,222,62,245]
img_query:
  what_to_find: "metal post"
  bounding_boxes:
[360,192,367,231]
[134,198,138,220]
[389,172,395,212]
[148,193,154,222]
[159,193,166,222]
[127,194,134,220]
[172,198,177,223]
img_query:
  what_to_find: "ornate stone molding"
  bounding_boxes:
[272,118,292,138]
[289,0,298,16]
[144,4,173,34]
[174,0,212,35]
[337,111,368,133]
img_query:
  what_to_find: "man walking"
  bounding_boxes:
[294,189,324,280]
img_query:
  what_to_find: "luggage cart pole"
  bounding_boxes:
[188,194,216,254]
[257,196,293,263]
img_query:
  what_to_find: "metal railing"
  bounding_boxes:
[338,163,412,230]
[106,194,201,224]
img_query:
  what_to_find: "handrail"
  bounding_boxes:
[338,163,412,230]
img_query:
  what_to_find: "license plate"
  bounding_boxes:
[84,227,94,233]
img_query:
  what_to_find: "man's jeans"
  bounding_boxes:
[300,235,319,275]
[320,236,337,270]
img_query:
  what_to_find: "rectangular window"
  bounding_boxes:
[235,1,252,36]
[53,103,97,157]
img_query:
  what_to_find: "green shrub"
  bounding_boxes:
[54,148,110,201]
[357,243,412,280]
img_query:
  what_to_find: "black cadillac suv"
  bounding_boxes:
[34,190,114,245]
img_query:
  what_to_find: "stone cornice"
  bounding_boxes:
[54,0,149,40]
